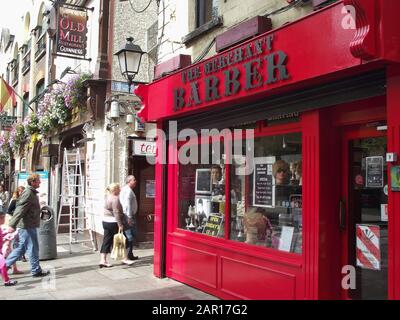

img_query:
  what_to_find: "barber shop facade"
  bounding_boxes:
[136,1,400,300]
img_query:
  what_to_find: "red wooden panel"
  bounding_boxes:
[154,54,192,79]
[220,257,296,300]
[387,65,400,300]
[170,242,218,289]
[216,16,272,52]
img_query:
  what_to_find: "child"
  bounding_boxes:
[0,212,17,286]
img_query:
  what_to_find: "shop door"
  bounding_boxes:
[132,157,155,243]
[342,127,388,300]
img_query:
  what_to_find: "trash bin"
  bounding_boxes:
[38,206,57,260]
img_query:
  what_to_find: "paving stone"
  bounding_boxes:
[0,235,216,300]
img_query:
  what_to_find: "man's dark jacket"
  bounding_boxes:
[8,186,40,229]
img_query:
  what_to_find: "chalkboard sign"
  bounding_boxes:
[366,156,384,188]
[202,214,223,237]
[253,157,275,208]
[195,169,212,194]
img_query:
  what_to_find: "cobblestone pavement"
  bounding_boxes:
[0,236,217,300]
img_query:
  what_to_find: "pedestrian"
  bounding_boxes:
[99,183,134,268]
[1,211,23,275]
[0,184,10,213]
[0,211,17,286]
[7,186,27,264]
[119,175,139,261]
[7,186,26,216]
[5,174,50,278]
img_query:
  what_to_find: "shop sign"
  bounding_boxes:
[132,140,156,156]
[366,156,384,188]
[173,34,290,112]
[0,114,17,130]
[202,214,223,237]
[41,144,59,157]
[56,5,88,58]
[356,224,381,271]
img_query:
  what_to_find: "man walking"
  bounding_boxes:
[119,175,139,261]
[6,174,49,277]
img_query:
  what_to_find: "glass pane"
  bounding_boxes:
[230,133,302,254]
[178,141,225,238]
[349,137,388,300]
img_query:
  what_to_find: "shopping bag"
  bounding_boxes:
[111,230,126,261]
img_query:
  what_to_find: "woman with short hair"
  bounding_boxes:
[99,183,134,268]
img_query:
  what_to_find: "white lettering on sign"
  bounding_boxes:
[132,140,156,156]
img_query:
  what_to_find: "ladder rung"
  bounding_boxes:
[71,239,94,244]
[58,223,71,227]
[71,217,88,220]
[61,195,85,198]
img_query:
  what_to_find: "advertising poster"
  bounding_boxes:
[253,157,276,208]
[145,180,155,198]
[356,224,381,270]
[366,156,384,188]
[18,171,49,207]
[278,226,294,252]
[202,214,223,237]
[381,204,388,222]
[390,166,400,191]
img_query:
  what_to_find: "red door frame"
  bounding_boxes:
[340,125,387,299]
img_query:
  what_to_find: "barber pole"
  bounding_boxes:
[356,225,381,270]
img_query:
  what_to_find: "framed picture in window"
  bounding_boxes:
[195,195,211,218]
[195,169,212,194]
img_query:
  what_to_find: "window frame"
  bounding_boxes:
[171,118,304,258]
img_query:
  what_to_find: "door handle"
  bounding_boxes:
[339,199,347,230]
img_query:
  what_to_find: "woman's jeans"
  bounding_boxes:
[6,228,41,275]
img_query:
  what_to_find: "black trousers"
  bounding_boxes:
[100,221,119,254]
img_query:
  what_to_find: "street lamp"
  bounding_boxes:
[115,37,145,91]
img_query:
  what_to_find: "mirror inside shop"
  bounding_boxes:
[178,133,302,254]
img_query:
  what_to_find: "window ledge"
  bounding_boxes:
[182,16,223,45]
[35,49,46,62]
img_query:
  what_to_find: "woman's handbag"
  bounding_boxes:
[111,230,126,261]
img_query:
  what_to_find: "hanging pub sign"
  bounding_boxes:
[56,5,88,59]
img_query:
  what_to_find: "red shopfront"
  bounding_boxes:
[136,1,400,300]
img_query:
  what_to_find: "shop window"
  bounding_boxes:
[178,141,226,238]
[196,0,219,28]
[230,133,303,254]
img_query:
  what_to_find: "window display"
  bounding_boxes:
[178,143,225,238]
[230,133,302,253]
